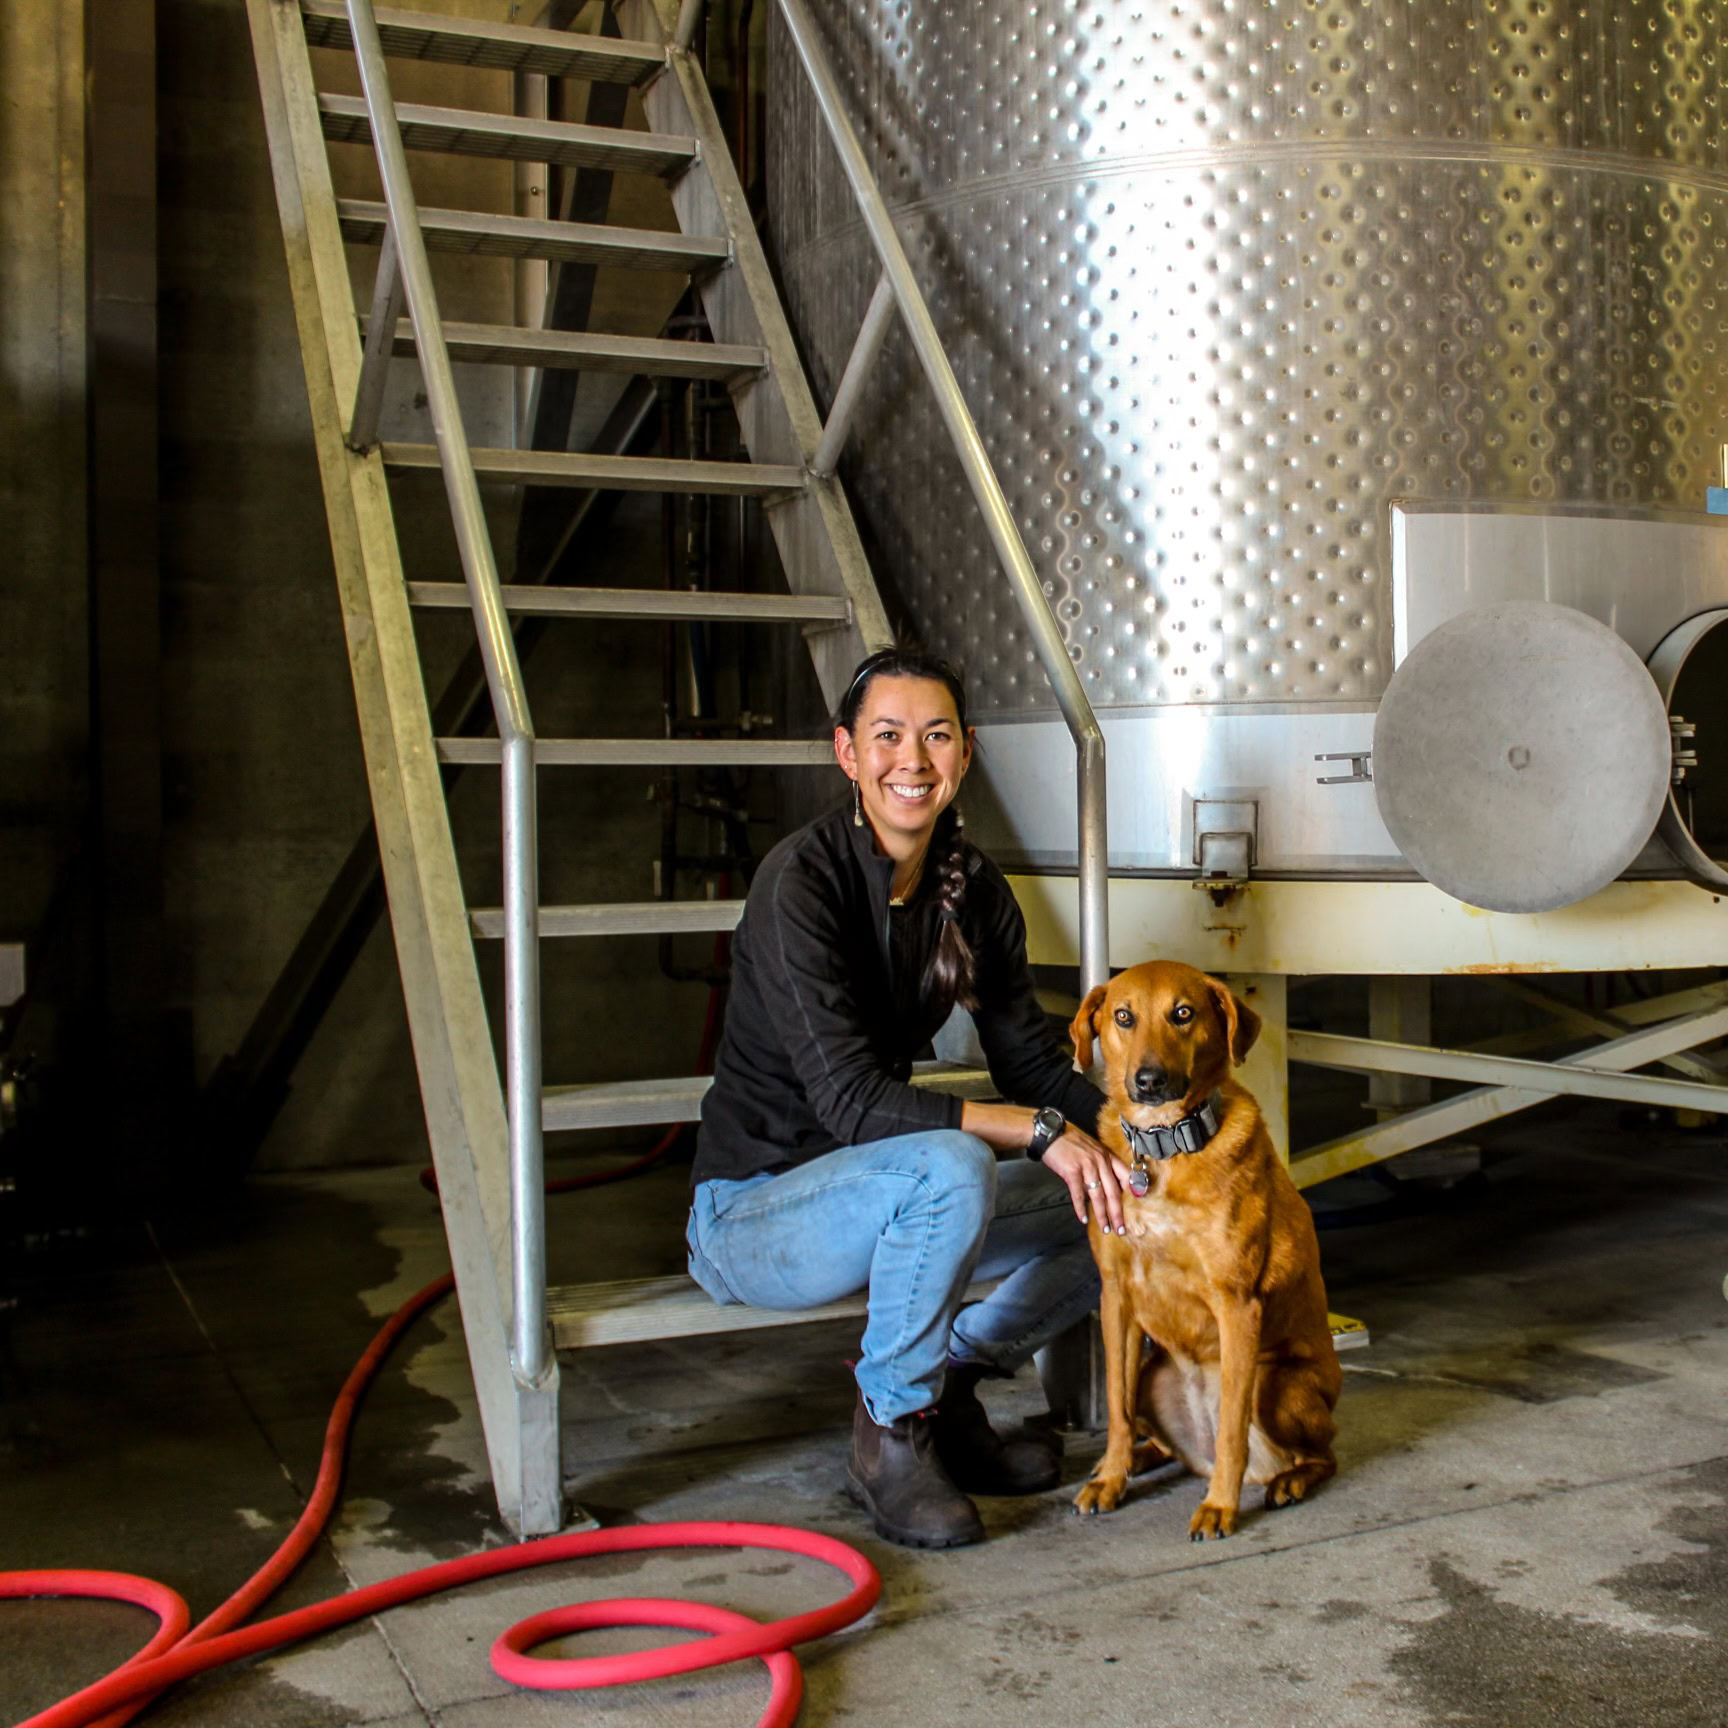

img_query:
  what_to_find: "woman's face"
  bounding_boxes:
[834,674,974,850]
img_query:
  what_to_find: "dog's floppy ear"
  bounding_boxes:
[1206,976,1261,1066]
[1070,984,1109,1072]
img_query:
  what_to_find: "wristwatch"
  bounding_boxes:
[1026,1105,1067,1163]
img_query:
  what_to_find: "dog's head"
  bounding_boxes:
[1069,961,1261,1128]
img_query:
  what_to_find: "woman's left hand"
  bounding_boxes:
[1040,1129,1137,1236]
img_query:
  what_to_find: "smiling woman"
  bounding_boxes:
[683,647,1133,1551]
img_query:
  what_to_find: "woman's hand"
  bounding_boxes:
[1040,1128,1137,1236]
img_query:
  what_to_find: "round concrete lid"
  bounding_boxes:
[1373,602,1670,913]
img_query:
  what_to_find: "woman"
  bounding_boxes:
[687,647,1133,1548]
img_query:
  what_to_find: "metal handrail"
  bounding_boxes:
[771,0,1110,992]
[343,0,548,1388]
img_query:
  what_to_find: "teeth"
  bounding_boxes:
[888,785,932,799]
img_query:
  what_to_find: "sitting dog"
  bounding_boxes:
[1070,960,1340,1539]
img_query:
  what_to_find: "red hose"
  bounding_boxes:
[1,1274,879,1728]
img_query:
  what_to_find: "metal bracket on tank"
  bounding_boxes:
[1671,717,1698,783]
[1315,750,1373,785]
[1192,798,1258,887]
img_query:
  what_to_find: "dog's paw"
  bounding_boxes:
[1130,1437,1177,1476]
[1188,1501,1238,1541]
[1264,1468,1312,1510]
[1073,1474,1126,1516]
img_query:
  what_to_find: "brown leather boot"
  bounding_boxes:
[845,1391,986,1549]
[931,1362,1061,1495]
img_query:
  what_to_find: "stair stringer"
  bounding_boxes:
[619,0,894,708]
[247,0,561,1537]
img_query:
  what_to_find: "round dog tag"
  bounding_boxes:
[1127,1164,1151,1198]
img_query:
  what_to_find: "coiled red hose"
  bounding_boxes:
[1,1274,879,1728]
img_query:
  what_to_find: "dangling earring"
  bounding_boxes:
[954,805,965,830]
[852,779,864,827]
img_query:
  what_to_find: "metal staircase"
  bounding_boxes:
[247,0,1110,1536]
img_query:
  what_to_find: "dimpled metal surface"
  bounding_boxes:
[768,0,1728,719]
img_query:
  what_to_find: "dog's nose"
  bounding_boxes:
[1131,1064,1171,1103]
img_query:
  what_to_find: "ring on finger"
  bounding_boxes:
[1085,1180,1100,1191]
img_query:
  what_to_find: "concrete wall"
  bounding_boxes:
[0,0,88,940]
[0,0,829,1174]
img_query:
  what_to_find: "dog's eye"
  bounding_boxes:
[1113,1007,1134,1029]
[1171,1004,1195,1025]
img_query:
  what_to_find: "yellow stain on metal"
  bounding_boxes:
[1010,876,1728,979]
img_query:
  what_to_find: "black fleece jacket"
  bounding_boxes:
[692,801,1105,1184]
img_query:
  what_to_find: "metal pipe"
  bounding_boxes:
[345,0,531,742]
[673,0,704,52]
[345,0,545,1383]
[1290,1000,1728,1191]
[810,271,897,480]
[503,732,547,1383]
[775,0,1110,990]
[1289,1026,1728,1115]
[349,227,404,452]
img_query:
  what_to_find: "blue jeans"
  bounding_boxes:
[686,1129,1100,1425]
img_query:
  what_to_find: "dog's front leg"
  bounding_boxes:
[1189,1294,1261,1541]
[1073,1267,1141,1515]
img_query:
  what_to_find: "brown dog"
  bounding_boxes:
[1070,960,1340,1539]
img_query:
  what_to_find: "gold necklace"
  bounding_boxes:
[889,850,928,907]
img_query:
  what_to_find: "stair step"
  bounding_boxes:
[549,1272,997,1350]
[545,1075,710,1132]
[320,94,697,178]
[547,1276,1374,1352]
[301,0,665,83]
[338,200,730,273]
[542,1063,995,1134]
[437,738,834,769]
[383,444,805,497]
[470,900,746,940]
[377,320,766,382]
[407,582,849,625]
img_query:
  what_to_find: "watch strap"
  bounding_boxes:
[1026,1106,1066,1162]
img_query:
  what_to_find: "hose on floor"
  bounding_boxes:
[0,1273,879,1728]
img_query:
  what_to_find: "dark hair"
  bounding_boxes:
[838,646,978,1015]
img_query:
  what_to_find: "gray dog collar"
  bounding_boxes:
[1121,1094,1222,1169]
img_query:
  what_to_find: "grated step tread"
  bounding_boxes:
[550,1273,997,1350]
[439,738,834,770]
[470,900,746,940]
[319,94,696,177]
[407,582,847,624]
[379,320,766,381]
[383,444,805,497]
[338,200,729,273]
[302,0,666,82]
[548,1276,1373,1352]
[542,1063,994,1133]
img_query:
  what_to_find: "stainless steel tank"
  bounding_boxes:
[768,0,1728,891]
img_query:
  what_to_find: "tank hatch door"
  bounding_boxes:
[1372,601,1671,913]
[1646,607,1728,892]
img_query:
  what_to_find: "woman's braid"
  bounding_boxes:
[922,825,978,1013]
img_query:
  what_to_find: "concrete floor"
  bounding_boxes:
[6,1108,1728,1728]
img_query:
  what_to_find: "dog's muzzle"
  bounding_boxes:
[1129,1065,1180,1105]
